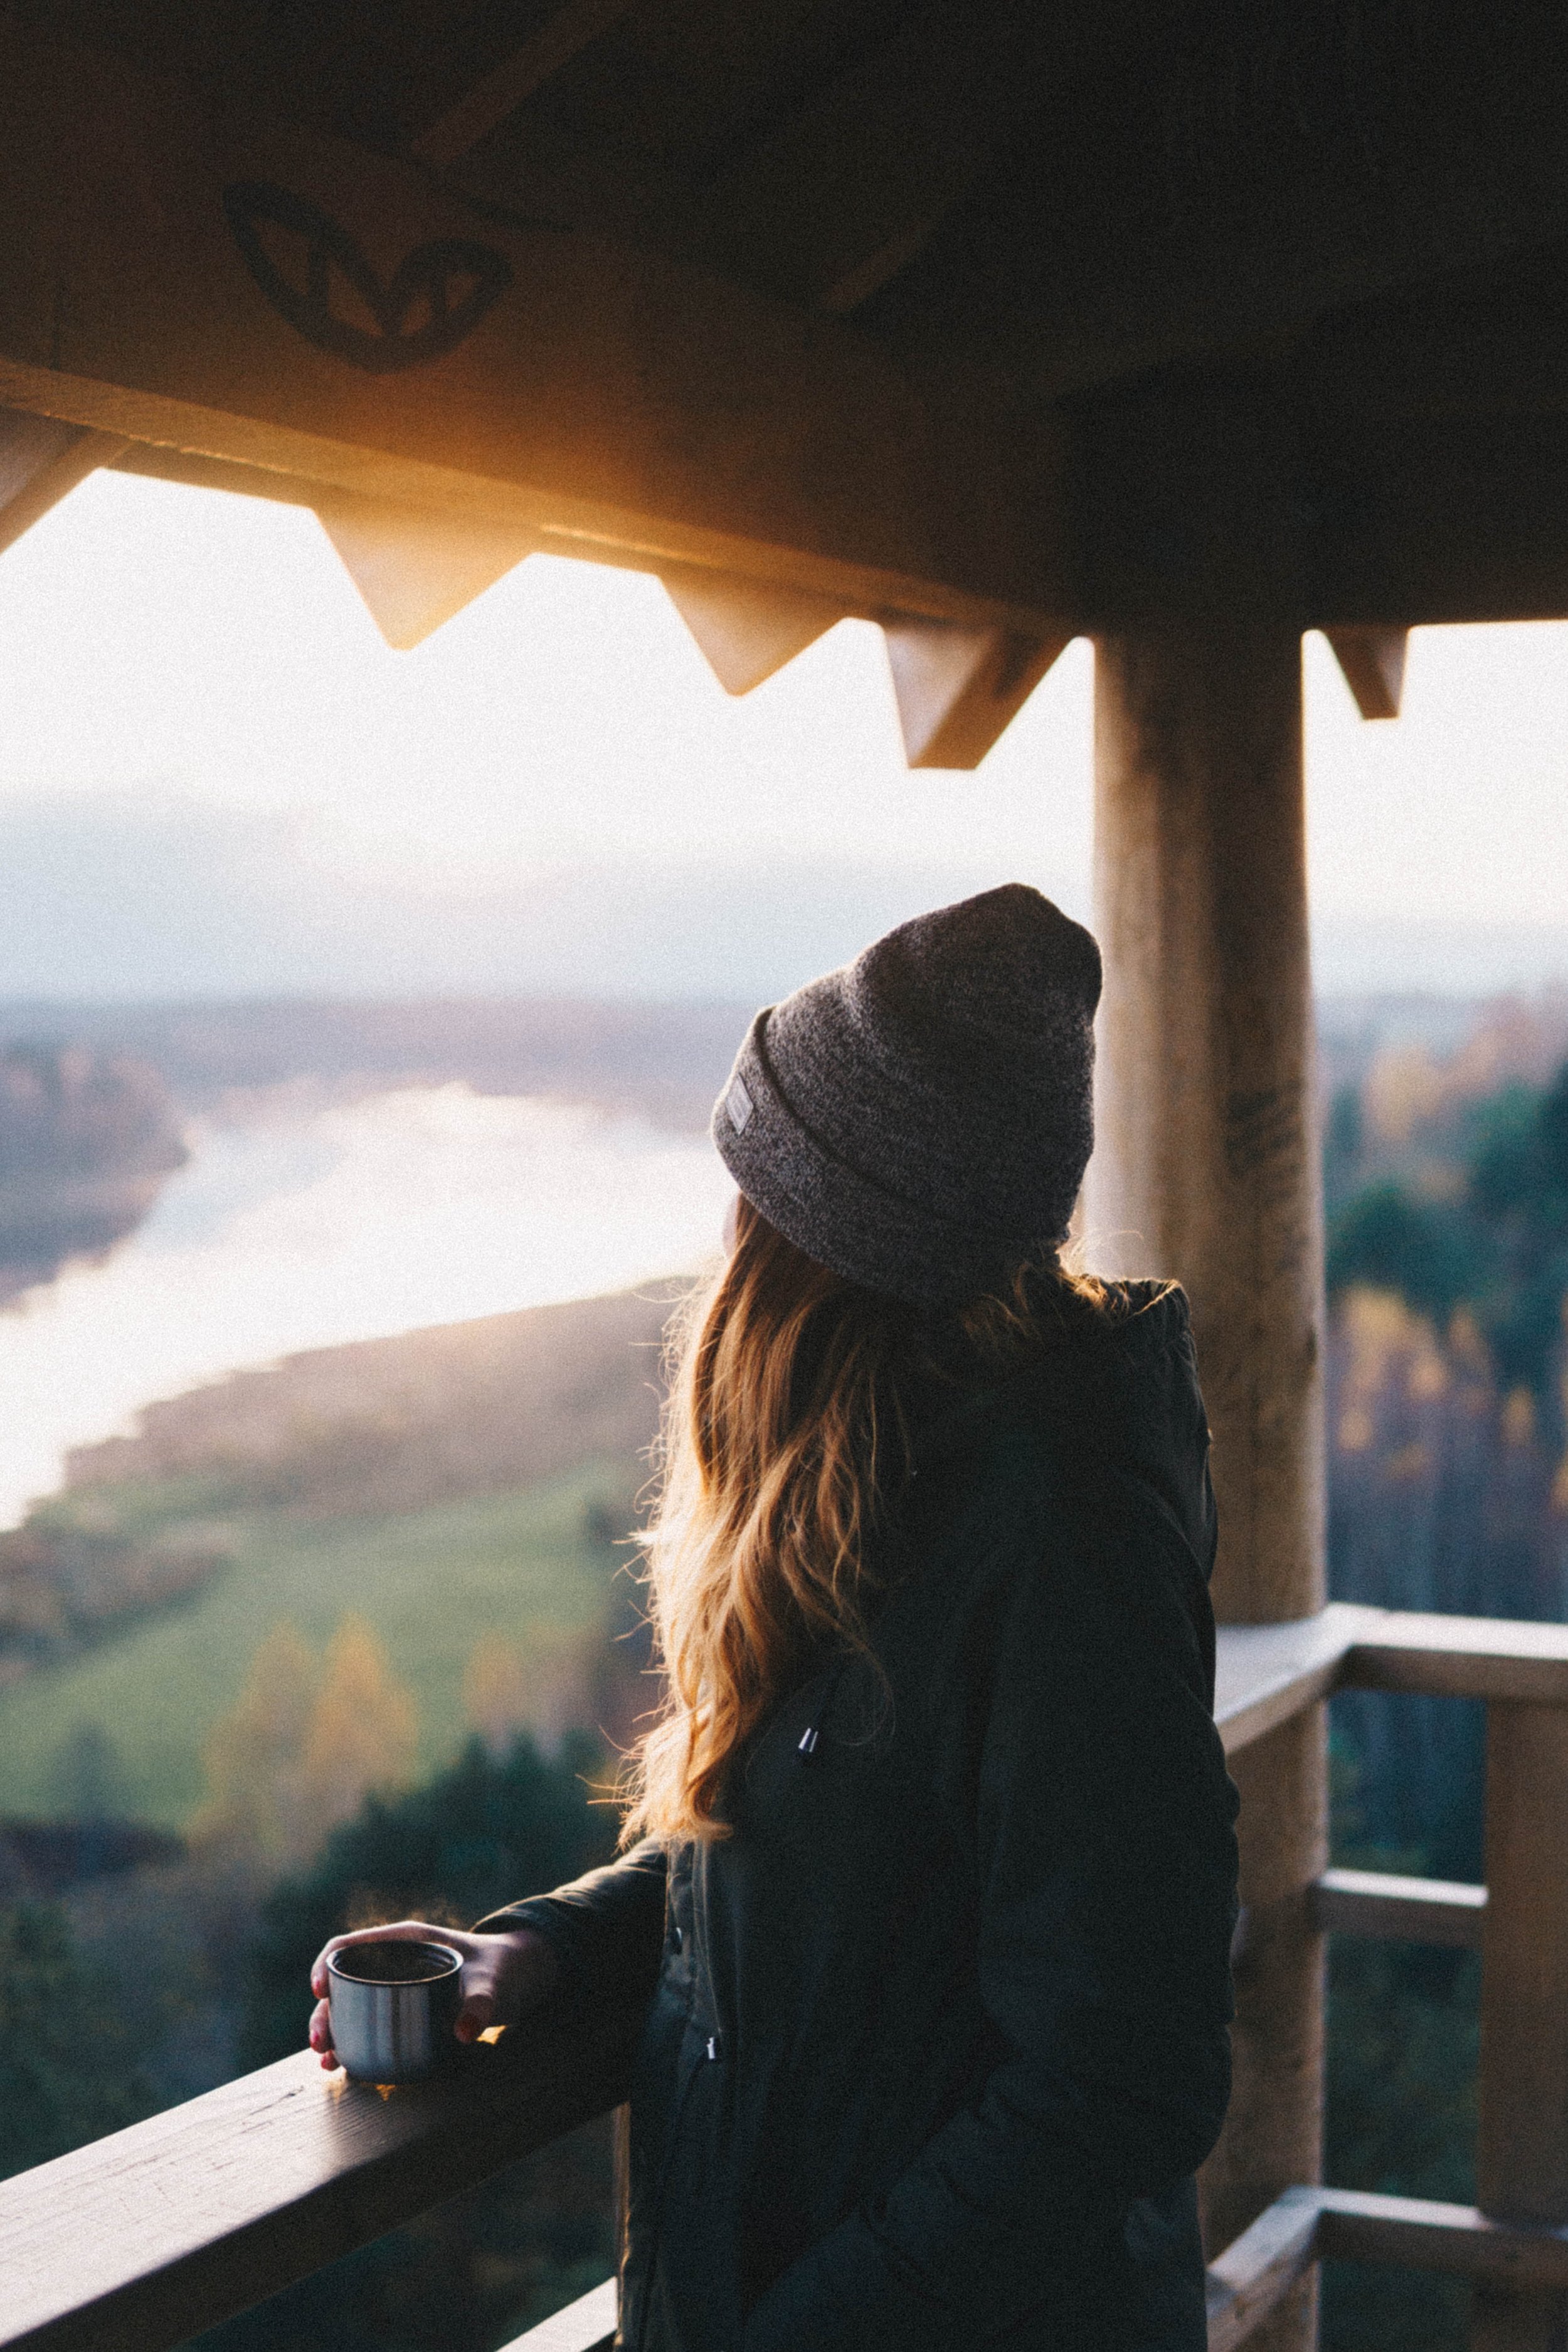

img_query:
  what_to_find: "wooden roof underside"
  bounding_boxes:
[1,0,1567,758]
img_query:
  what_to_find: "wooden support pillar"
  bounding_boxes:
[1473,1703,1568,2349]
[1089,622,1327,2351]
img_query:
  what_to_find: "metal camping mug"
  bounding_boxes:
[326,1939,465,2085]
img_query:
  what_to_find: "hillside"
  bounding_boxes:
[0,1044,187,1303]
[0,1284,686,1824]
[0,998,750,1131]
[65,1281,680,1518]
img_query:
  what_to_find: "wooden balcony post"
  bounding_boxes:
[1090,622,1327,2352]
[1473,1702,1568,2349]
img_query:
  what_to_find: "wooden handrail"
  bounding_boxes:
[1213,1605,1360,1754]
[1215,1602,1568,1756]
[1206,2188,1322,2352]
[0,2005,639,2352]
[1310,1867,1487,1948]
[1207,2184,1568,2346]
[501,2279,618,2351]
[1214,1602,1568,2344]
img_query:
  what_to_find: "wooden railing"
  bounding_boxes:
[1212,1602,1568,2350]
[3,1598,1567,2352]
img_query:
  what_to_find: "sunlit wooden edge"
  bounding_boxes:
[0,2008,638,2352]
[1216,1602,1568,1757]
[500,2276,618,2351]
[1207,2185,1568,2347]
[1310,1865,1486,1948]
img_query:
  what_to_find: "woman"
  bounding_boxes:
[310,885,1240,2351]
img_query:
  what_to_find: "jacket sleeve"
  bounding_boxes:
[472,1838,669,2014]
[741,1484,1239,2352]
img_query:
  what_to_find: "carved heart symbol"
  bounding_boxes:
[224,181,512,374]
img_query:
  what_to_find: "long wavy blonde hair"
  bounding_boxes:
[621,1195,1106,1844]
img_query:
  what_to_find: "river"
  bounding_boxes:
[0,1084,732,1526]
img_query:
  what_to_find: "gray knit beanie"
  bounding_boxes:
[711,884,1101,1307]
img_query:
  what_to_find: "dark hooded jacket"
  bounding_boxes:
[477,1281,1239,2350]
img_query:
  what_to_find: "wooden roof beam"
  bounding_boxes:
[111,443,1078,734]
[884,620,1073,768]
[0,406,127,558]
[694,1,1051,317]
[1323,627,1407,720]
[410,0,642,171]
[0,17,1069,671]
[658,567,843,696]
[311,490,539,649]
[1306,410,1568,628]
[882,8,1568,399]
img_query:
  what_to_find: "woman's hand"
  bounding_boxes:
[308,1919,561,2070]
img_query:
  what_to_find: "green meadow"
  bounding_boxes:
[0,1458,638,1828]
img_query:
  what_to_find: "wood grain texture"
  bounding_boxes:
[0,2006,639,2352]
[1089,623,1324,1626]
[1091,619,1325,2352]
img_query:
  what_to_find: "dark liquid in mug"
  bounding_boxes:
[332,1940,460,1985]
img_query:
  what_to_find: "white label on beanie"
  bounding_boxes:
[726,1077,754,1135]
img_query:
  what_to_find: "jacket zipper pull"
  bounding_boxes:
[797,1724,820,1761]
[706,2032,722,2060]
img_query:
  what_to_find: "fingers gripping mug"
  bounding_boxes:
[326,1940,464,2084]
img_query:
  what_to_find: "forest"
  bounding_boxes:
[0,1282,667,2345]
[1316,990,1568,2349]
[0,1042,186,1303]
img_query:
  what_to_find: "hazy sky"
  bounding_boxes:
[0,469,1562,999]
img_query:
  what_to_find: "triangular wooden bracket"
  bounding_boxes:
[660,566,843,694]
[882,618,1074,768]
[0,406,127,558]
[312,491,538,649]
[1325,626,1408,720]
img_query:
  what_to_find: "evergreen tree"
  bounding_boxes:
[0,1900,155,2179]
[1327,1180,1482,1323]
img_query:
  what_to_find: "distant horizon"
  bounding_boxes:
[0,472,1561,1013]
[0,812,1560,1007]
[1,961,1567,1010]
[0,939,1566,1013]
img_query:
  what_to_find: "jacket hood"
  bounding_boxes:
[917,1278,1217,1586]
